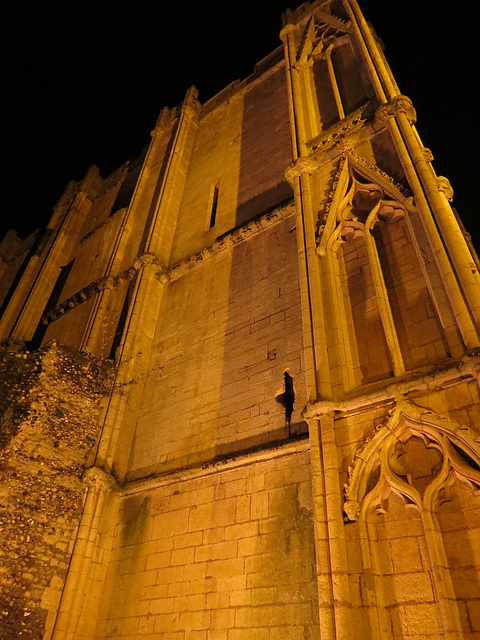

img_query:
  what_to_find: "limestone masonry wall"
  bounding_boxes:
[130,211,306,479]
[95,447,319,640]
[170,63,292,266]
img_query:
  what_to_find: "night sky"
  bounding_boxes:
[3,1,478,248]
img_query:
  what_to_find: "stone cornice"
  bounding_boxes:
[309,101,374,154]
[168,201,295,281]
[284,104,377,186]
[341,148,411,198]
[41,252,166,326]
[121,437,310,498]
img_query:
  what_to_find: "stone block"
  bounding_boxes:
[210,608,236,629]
[171,546,195,566]
[179,610,211,630]
[152,508,190,539]
[389,537,423,573]
[194,540,237,562]
[206,557,244,579]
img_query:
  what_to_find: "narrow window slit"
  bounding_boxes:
[209,185,219,229]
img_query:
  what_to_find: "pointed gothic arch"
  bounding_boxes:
[317,153,451,392]
[344,400,480,519]
[344,400,480,639]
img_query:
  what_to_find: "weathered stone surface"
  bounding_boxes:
[0,342,113,639]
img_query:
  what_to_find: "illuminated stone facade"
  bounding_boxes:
[1,1,479,639]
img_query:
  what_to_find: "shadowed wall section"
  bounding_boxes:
[236,64,293,226]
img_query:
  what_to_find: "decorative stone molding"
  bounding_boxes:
[343,399,480,521]
[169,202,295,282]
[316,156,347,245]
[282,7,350,67]
[315,150,411,249]
[42,202,295,326]
[132,251,163,272]
[423,146,434,162]
[344,151,411,197]
[279,22,297,43]
[375,95,417,125]
[122,435,310,498]
[303,353,480,421]
[41,252,166,326]
[341,392,480,639]
[309,103,370,153]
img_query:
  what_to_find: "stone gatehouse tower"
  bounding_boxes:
[1,1,479,638]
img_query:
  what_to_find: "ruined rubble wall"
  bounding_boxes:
[0,342,113,640]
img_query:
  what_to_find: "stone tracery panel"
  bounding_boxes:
[344,401,480,639]
[318,153,450,393]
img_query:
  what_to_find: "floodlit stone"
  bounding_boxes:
[1,1,479,639]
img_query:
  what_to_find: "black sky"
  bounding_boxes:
[2,1,478,247]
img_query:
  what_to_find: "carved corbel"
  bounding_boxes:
[279,22,296,44]
[132,251,164,276]
[422,147,434,162]
[285,155,318,185]
[376,95,417,125]
[99,275,116,291]
[343,499,360,521]
[437,176,454,202]
[376,200,406,224]
[83,465,119,494]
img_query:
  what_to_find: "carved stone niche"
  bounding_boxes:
[343,400,480,639]
[344,401,480,521]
